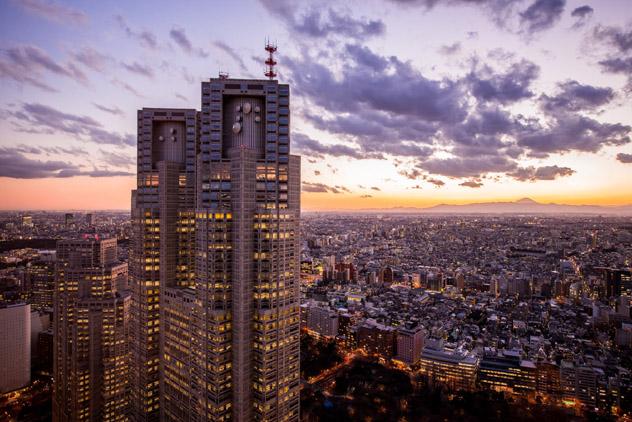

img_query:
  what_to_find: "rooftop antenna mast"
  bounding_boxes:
[264,39,277,80]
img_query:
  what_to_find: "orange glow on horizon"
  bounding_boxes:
[0,177,630,211]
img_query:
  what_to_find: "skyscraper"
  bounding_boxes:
[130,58,300,421]
[53,237,131,421]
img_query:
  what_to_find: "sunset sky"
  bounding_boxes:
[0,0,631,211]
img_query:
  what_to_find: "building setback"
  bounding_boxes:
[130,72,300,421]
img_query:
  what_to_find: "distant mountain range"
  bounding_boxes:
[317,198,632,215]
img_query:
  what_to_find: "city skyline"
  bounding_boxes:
[1,0,631,211]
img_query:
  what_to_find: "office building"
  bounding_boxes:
[0,302,31,393]
[306,305,339,338]
[418,346,479,392]
[130,58,300,421]
[53,237,131,421]
[396,325,425,365]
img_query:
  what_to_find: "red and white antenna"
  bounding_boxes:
[264,39,277,80]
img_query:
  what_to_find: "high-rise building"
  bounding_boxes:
[396,325,426,365]
[27,254,56,310]
[64,213,74,227]
[86,213,95,226]
[130,63,300,421]
[53,237,131,421]
[0,302,31,393]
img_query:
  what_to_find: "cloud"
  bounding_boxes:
[418,154,518,178]
[176,93,188,102]
[508,165,575,181]
[100,149,135,167]
[259,0,385,40]
[115,15,158,49]
[518,114,630,155]
[468,59,540,104]
[519,0,565,35]
[616,153,632,163]
[71,47,111,73]
[93,103,123,116]
[0,44,87,90]
[370,186,381,191]
[590,24,632,89]
[438,42,462,55]
[360,194,373,198]
[385,0,565,35]
[15,0,87,25]
[293,133,380,160]
[212,41,249,74]
[302,181,346,194]
[0,147,131,179]
[539,80,614,112]
[121,61,154,78]
[460,180,483,188]
[112,79,145,98]
[170,27,208,57]
[570,5,593,29]
[8,103,135,147]
[593,24,632,54]
[426,177,445,187]
[314,170,321,176]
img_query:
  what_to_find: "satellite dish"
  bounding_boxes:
[243,102,252,114]
[232,122,242,134]
[158,136,164,141]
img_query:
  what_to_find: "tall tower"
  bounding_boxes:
[193,76,300,421]
[130,47,300,421]
[53,237,131,421]
[129,108,198,421]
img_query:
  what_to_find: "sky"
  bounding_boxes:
[0,0,631,211]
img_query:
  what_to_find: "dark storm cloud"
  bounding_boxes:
[212,41,249,74]
[121,61,154,78]
[15,0,88,26]
[467,59,540,104]
[598,58,632,89]
[508,165,575,181]
[259,0,385,40]
[9,103,135,147]
[93,103,124,116]
[570,5,593,29]
[617,153,632,163]
[539,80,614,112]
[460,180,484,188]
[302,181,346,194]
[115,15,158,50]
[518,0,565,34]
[170,27,208,57]
[0,44,87,90]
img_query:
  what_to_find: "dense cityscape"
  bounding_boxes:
[1,210,631,420]
[2,1,632,421]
